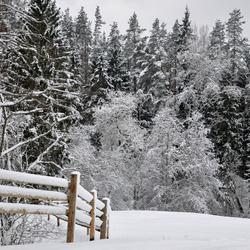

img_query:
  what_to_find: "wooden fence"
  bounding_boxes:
[0,169,110,242]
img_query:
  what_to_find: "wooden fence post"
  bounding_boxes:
[90,190,96,241]
[107,218,110,239]
[106,199,110,239]
[66,172,79,243]
[100,199,108,239]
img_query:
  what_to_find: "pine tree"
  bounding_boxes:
[89,53,110,106]
[209,20,226,59]
[211,88,244,169]
[205,85,246,214]
[75,7,92,89]
[167,19,181,95]
[60,8,77,75]
[225,9,248,86]
[1,0,80,175]
[1,1,76,245]
[124,12,146,93]
[179,6,192,52]
[107,22,129,91]
[92,5,105,62]
[139,18,168,115]
[176,25,223,120]
[84,6,110,110]
[0,0,31,169]
[173,6,193,95]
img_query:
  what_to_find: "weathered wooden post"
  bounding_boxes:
[107,218,110,239]
[66,172,79,243]
[100,198,108,239]
[90,190,96,241]
[48,205,50,221]
[106,199,110,239]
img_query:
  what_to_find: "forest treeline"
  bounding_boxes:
[0,0,250,244]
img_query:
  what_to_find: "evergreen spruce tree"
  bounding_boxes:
[225,9,248,87]
[224,10,250,178]
[107,22,129,91]
[1,1,79,245]
[124,12,146,93]
[0,0,31,169]
[174,6,193,97]
[89,53,110,106]
[179,6,192,52]
[204,85,246,214]
[167,20,181,95]
[92,6,105,60]
[202,11,250,214]
[86,6,110,110]
[211,88,244,171]
[75,7,92,89]
[61,8,77,76]
[209,20,226,59]
[1,0,80,175]
[139,18,168,115]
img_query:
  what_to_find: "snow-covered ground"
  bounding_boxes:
[2,210,250,250]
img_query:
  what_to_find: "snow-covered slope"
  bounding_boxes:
[2,211,250,250]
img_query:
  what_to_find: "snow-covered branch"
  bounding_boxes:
[0,95,29,108]
[11,108,43,116]
[1,130,52,158]
[28,133,63,171]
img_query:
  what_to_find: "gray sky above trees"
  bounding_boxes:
[55,0,250,39]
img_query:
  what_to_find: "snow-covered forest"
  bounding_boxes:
[0,0,250,245]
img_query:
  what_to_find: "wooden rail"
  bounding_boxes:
[0,169,111,242]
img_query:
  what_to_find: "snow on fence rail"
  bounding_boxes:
[0,169,110,242]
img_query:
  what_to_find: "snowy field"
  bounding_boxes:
[2,210,250,250]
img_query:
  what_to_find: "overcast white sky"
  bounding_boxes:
[55,0,250,40]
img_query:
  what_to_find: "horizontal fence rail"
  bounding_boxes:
[0,169,111,242]
[0,185,68,201]
[0,169,69,187]
[0,202,68,215]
